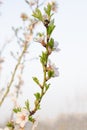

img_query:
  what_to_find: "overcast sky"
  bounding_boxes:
[0,0,87,123]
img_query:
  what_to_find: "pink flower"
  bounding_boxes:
[15,109,29,128]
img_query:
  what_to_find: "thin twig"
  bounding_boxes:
[0,44,27,106]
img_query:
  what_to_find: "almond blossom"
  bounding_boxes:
[21,13,28,21]
[53,41,60,52]
[34,33,46,47]
[50,1,58,12]
[15,109,29,128]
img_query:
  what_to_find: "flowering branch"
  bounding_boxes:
[0,1,59,130]
[11,1,59,129]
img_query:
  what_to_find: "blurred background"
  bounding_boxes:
[0,0,87,129]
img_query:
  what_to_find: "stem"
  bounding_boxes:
[29,28,49,118]
[29,64,47,116]
[0,44,27,106]
[29,25,51,118]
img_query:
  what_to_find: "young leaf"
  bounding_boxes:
[48,38,54,49]
[13,107,21,113]
[29,116,35,123]
[7,122,14,128]
[32,8,43,21]
[40,51,48,65]
[25,99,30,111]
[48,70,54,78]
[44,83,50,91]
[47,19,55,36]
[44,3,52,17]
[34,92,41,100]
[33,77,40,85]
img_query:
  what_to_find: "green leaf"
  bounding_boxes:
[32,8,43,21]
[48,38,54,49]
[29,116,35,123]
[44,83,50,91]
[40,51,48,65]
[37,32,44,37]
[33,77,40,85]
[13,107,21,113]
[34,92,41,100]
[47,19,55,36]
[7,122,14,128]
[44,3,52,17]
[25,99,30,111]
[48,70,54,78]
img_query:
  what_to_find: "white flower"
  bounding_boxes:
[20,13,28,21]
[48,60,59,77]
[42,14,48,20]
[15,109,29,128]
[50,1,58,12]
[34,33,46,47]
[53,41,60,52]
[35,34,44,43]
[4,127,10,130]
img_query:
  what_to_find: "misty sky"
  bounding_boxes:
[0,0,87,123]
